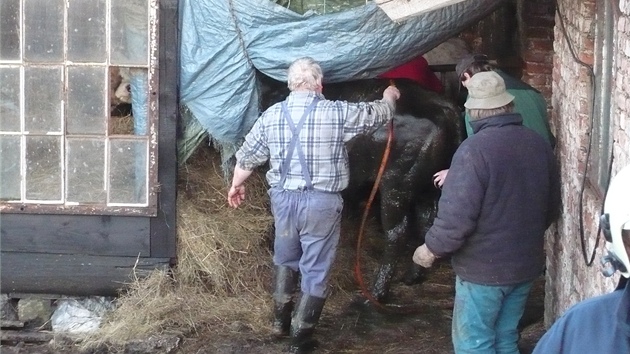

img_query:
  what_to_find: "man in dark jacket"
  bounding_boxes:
[413,71,561,353]
[533,165,630,354]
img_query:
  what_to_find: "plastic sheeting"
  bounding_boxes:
[179,0,503,158]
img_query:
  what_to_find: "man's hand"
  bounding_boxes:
[227,184,246,208]
[433,169,449,189]
[382,85,401,108]
[413,244,437,268]
[228,165,254,208]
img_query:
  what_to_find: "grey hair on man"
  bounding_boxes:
[287,57,323,92]
[464,71,515,121]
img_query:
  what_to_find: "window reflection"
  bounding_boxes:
[67,0,107,63]
[0,0,21,61]
[24,0,64,63]
[25,135,62,201]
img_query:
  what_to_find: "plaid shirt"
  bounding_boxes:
[236,91,393,192]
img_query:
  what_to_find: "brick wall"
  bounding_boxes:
[520,0,555,106]
[545,0,630,325]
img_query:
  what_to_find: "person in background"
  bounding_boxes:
[378,55,444,94]
[413,71,561,354]
[432,53,555,188]
[456,53,555,145]
[533,165,630,354]
[227,57,400,354]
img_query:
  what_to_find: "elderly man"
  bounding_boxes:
[413,71,560,354]
[455,54,555,146]
[433,54,555,188]
[228,57,400,353]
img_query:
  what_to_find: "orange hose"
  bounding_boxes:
[353,112,394,311]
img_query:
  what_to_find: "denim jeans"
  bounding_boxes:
[269,188,343,298]
[452,276,533,354]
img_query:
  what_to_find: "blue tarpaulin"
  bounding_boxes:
[178,0,503,162]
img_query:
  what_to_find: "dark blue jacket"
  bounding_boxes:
[533,281,630,353]
[425,113,560,285]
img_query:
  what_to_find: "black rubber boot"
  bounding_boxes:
[271,266,299,338]
[289,293,326,354]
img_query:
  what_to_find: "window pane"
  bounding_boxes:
[109,139,147,204]
[24,0,64,63]
[0,135,21,200]
[67,138,106,203]
[68,0,107,63]
[0,67,21,131]
[67,66,106,134]
[0,0,21,61]
[24,66,62,133]
[110,67,148,136]
[111,0,148,66]
[25,135,61,200]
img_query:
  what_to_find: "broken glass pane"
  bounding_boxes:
[67,66,106,134]
[120,67,148,136]
[24,0,64,63]
[109,138,148,204]
[0,67,20,132]
[25,135,61,200]
[68,0,107,63]
[66,138,106,203]
[0,0,21,61]
[0,135,21,200]
[24,66,62,133]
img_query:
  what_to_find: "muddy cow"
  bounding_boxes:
[259,75,464,302]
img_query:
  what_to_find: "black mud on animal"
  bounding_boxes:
[259,74,464,302]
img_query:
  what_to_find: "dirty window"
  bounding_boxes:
[0,0,158,216]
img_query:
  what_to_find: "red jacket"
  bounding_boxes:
[379,56,443,93]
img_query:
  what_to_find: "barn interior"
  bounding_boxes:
[5,0,620,353]
[84,1,552,353]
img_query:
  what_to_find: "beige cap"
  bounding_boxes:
[464,71,515,109]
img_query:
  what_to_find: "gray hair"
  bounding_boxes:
[468,102,515,121]
[287,57,323,91]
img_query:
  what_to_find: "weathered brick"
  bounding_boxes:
[524,50,554,64]
[524,2,556,16]
[526,27,555,40]
[578,52,594,65]
[528,38,555,52]
[547,0,630,326]
[524,61,554,75]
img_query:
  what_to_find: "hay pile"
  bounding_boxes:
[82,143,274,348]
[80,142,383,350]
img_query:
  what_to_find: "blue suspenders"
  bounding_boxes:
[278,99,319,190]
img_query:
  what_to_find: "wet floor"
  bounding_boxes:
[180,262,545,354]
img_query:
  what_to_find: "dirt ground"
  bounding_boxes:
[1,144,547,354]
[176,267,546,354]
[2,275,544,354]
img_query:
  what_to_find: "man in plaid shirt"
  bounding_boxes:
[228,57,400,353]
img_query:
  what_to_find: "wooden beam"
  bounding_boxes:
[375,0,469,22]
[1,330,53,343]
[1,214,150,257]
[1,320,24,329]
[150,0,179,260]
[1,252,170,296]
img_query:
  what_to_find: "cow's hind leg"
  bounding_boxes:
[369,189,413,302]
[402,195,438,285]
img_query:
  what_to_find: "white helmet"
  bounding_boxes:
[601,165,630,278]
